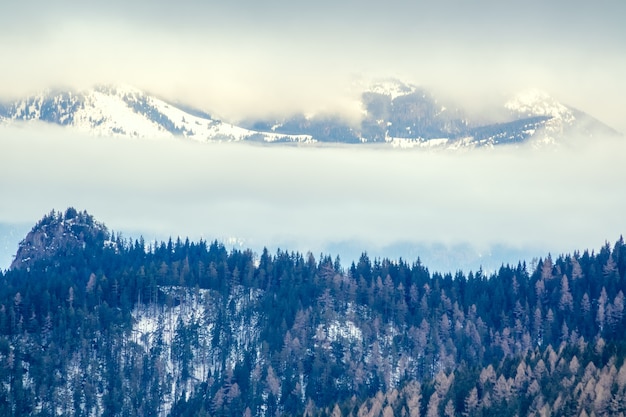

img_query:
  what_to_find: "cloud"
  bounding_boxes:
[1,0,625,130]
[2,126,625,268]
[1,1,625,270]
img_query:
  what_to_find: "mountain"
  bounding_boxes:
[0,81,619,147]
[0,85,313,143]
[10,208,109,271]
[1,209,626,417]
[505,88,622,145]
[244,79,620,148]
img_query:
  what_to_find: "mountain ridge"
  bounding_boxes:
[0,81,620,148]
[0,85,314,143]
[1,208,625,417]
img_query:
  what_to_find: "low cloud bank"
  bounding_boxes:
[1,125,625,270]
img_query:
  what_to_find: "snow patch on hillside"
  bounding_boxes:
[354,78,417,99]
[505,89,575,137]
[130,285,263,417]
[77,88,171,139]
[1,85,315,143]
[387,137,450,149]
[315,320,362,348]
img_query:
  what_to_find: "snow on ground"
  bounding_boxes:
[505,88,576,135]
[387,137,450,149]
[1,85,315,143]
[131,287,215,415]
[75,88,172,139]
[364,79,417,99]
[130,285,262,417]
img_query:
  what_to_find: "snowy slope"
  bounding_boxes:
[0,85,314,143]
[505,89,575,123]
[363,78,417,99]
[131,285,263,416]
[0,83,618,148]
[504,89,577,144]
[72,86,172,139]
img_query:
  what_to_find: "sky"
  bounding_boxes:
[1,1,625,271]
[0,0,625,130]
[1,126,626,271]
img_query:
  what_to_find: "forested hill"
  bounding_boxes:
[1,208,626,417]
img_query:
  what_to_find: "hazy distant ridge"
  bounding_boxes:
[0,80,619,147]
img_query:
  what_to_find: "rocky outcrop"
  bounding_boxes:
[11,207,108,270]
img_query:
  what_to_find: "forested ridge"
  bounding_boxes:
[1,208,625,417]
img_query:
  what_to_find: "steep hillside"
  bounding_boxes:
[1,210,625,416]
[0,85,313,143]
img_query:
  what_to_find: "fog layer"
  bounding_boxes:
[2,126,625,270]
[0,1,624,131]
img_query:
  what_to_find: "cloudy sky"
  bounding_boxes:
[1,0,625,129]
[1,1,625,270]
[2,126,626,271]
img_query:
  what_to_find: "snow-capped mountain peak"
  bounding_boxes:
[366,78,417,99]
[0,85,314,143]
[504,89,578,143]
[1,82,618,149]
[505,88,575,125]
[348,77,418,100]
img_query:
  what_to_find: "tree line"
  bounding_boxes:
[0,208,625,416]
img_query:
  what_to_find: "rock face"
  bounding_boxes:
[10,208,108,270]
